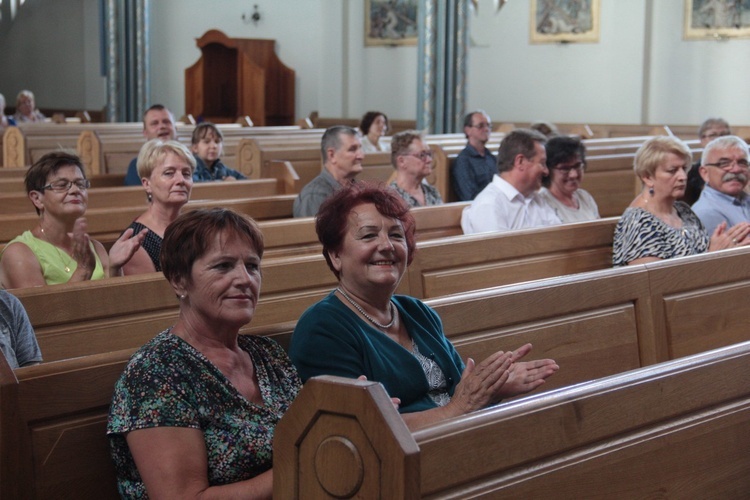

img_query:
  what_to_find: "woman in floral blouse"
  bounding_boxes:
[108,208,300,498]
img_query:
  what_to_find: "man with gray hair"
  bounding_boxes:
[461,129,561,234]
[293,125,364,217]
[692,135,750,234]
[683,117,731,205]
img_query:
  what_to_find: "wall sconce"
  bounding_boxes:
[242,4,261,25]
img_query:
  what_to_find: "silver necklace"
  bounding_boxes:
[336,287,396,329]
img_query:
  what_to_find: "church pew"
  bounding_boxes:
[77,126,326,177]
[11,215,610,362]
[5,248,750,496]
[19,220,750,366]
[307,112,416,135]
[402,217,617,298]
[2,122,146,168]
[11,216,616,363]
[1,120,301,171]
[0,195,297,250]
[275,340,750,497]
[0,178,284,215]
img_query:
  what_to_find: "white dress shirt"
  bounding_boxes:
[461,175,562,234]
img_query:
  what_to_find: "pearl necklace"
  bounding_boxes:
[336,287,396,329]
[39,226,72,273]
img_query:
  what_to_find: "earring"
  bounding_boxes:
[147,193,153,203]
[180,293,186,299]
[648,187,654,196]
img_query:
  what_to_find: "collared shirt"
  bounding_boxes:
[192,156,246,182]
[293,168,342,218]
[450,144,498,201]
[692,184,750,234]
[461,175,562,234]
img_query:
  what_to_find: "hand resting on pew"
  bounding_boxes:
[0,152,147,288]
[289,182,559,432]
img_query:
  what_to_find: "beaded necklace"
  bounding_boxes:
[336,287,396,329]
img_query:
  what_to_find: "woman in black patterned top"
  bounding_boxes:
[613,136,750,266]
[122,139,195,274]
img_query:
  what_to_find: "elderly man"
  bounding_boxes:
[124,104,177,186]
[692,135,750,235]
[451,110,497,201]
[293,125,364,217]
[461,129,561,234]
[683,117,731,205]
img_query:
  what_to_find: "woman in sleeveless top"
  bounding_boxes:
[121,139,195,275]
[0,152,146,288]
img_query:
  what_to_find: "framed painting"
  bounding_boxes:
[530,0,600,44]
[365,0,418,46]
[684,0,750,40]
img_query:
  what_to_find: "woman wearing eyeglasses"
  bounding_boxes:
[539,135,599,223]
[121,140,195,275]
[0,152,146,288]
[388,130,443,208]
[613,136,750,267]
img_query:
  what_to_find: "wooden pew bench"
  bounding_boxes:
[5,247,750,497]
[275,340,750,497]
[78,127,326,177]
[0,178,286,215]
[0,195,297,251]
[11,215,611,362]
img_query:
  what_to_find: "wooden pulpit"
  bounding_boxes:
[185,29,295,126]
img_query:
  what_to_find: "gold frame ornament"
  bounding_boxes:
[530,0,601,44]
[684,0,750,40]
[365,0,418,47]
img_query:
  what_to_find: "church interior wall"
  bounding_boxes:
[0,0,748,127]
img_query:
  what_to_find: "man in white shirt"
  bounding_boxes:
[461,128,561,234]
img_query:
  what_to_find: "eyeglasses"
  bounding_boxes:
[41,179,91,192]
[471,123,492,130]
[552,162,586,174]
[403,151,433,161]
[701,131,730,140]
[704,159,750,171]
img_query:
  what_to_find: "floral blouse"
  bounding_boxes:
[107,330,301,497]
[613,201,709,267]
[389,180,443,208]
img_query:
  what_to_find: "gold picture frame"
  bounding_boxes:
[684,0,750,40]
[365,0,418,47]
[530,0,600,44]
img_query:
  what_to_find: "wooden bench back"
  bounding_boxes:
[5,247,750,497]
[276,340,750,497]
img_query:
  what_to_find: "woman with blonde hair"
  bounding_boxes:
[122,139,195,275]
[613,136,750,266]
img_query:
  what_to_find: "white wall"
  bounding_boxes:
[150,0,324,122]
[0,0,94,110]
[467,0,648,125]
[1,1,750,128]
[647,0,750,125]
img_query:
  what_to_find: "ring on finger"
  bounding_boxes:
[733,238,738,244]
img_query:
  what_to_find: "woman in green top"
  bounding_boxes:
[0,152,146,288]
